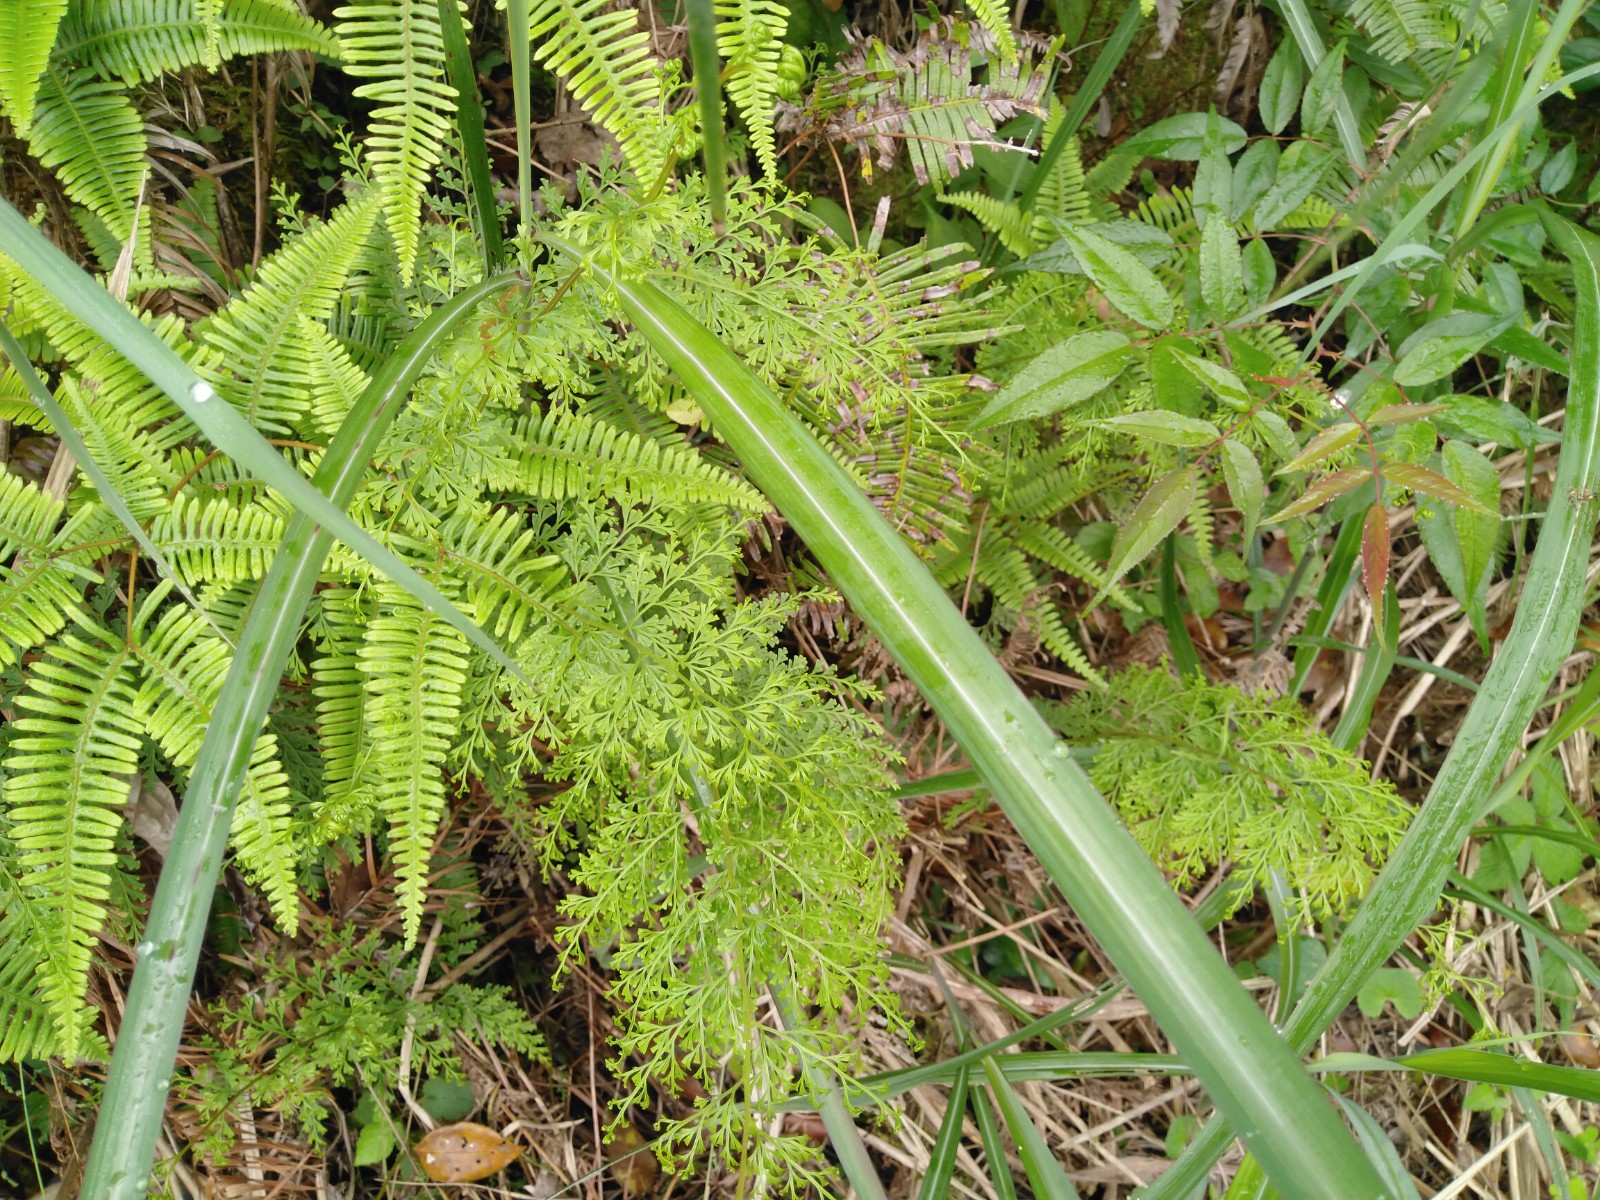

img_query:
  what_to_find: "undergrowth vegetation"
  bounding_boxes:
[1,0,1599,1196]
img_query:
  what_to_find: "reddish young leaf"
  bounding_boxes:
[1268,466,1372,522]
[1361,503,1390,624]
[1381,461,1499,515]
[415,1122,521,1183]
[1277,422,1362,474]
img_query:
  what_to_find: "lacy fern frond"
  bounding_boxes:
[358,581,471,944]
[977,537,1102,682]
[334,0,457,281]
[131,600,298,924]
[53,0,338,85]
[2,620,144,1056]
[26,63,147,241]
[1043,667,1410,921]
[526,0,670,185]
[0,0,67,134]
[941,190,1036,255]
[197,191,381,432]
[715,0,788,178]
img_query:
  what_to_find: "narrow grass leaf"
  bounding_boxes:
[981,1057,1081,1199]
[917,1065,970,1200]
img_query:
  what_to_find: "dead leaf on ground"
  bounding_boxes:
[415,1122,521,1183]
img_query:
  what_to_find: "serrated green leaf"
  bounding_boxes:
[1015,221,1176,275]
[1220,438,1264,542]
[1192,110,1232,222]
[1252,141,1337,229]
[1098,411,1220,446]
[1416,442,1501,638]
[1231,140,1280,222]
[1200,215,1243,319]
[1269,466,1371,521]
[1301,40,1346,136]
[1394,312,1507,386]
[1097,467,1197,601]
[1279,422,1362,474]
[977,331,1133,427]
[1259,40,1303,134]
[1122,111,1248,161]
[1382,460,1499,515]
[1435,395,1554,448]
[1061,225,1174,330]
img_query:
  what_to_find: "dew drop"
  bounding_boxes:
[135,940,155,958]
[1052,742,1070,758]
[189,380,216,405]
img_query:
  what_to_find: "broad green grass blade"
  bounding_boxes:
[507,0,532,230]
[437,0,504,267]
[77,274,515,1200]
[0,198,528,683]
[1143,211,1600,1200]
[917,1064,971,1200]
[685,0,727,233]
[556,239,1391,1200]
[981,1057,1080,1199]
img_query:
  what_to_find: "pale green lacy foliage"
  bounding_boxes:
[500,505,906,1182]
[1043,667,1408,922]
[181,896,544,1160]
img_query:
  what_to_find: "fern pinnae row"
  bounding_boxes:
[79,271,518,1199]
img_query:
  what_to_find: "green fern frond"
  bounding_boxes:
[1347,0,1449,62]
[979,539,1103,683]
[488,407,766,513]
[434,506,565,644]
[526,0,670,184]
[26,63,146,241]
[334,0,457,281]
[715,0,788,178]
[359,582,471,944]
[311,588,380,837]
[2,620,143,1055]
[0,474,102,667]
[1012,523,1133,608]
[940,190,1036,255]
[302,318,373,436]
[149,494,286,587]
[963,0,1018,60]
[0,0,67,135]
[53,0,338,85]
[131,601,298,924]
[196,191,380,431]
[0,910,64,1061]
